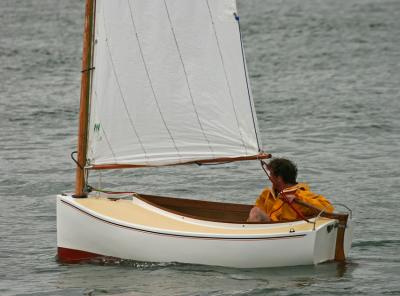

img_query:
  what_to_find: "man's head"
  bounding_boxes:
[267,158,297,186]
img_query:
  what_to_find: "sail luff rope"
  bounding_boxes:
[205,0,248,155]
[163,0,215,159]
[234,13,262,152]
[101,7,150,165]
[85,0,101,165]
[86,184,138,196]
[127,0,182,160]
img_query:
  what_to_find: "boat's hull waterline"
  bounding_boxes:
[57,194,353,268]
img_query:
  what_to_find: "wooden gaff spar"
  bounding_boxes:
[57,0,353,268]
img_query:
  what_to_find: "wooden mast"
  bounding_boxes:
[75,0,95,197]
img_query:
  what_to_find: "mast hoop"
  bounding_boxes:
[81,66,95,73]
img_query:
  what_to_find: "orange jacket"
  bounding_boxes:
[255,183,334,222]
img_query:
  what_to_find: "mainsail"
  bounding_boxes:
[86,0,263,168]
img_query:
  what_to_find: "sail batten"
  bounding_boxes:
[87,0,264,167]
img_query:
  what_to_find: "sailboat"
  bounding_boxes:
[57,0,353,268]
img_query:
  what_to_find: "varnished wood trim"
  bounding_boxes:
[136,193,314,224]
[75,0,95,195]
[136,194,252,223]
[89,153,271,170]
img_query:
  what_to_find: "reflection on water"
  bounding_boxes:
[56,260,354,295]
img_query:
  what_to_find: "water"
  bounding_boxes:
[1,0,399,295]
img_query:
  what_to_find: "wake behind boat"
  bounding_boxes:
[57,0,353,268]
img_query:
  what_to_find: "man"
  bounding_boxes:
[247,158,334,222]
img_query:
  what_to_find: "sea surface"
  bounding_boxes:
[1,0,400,295]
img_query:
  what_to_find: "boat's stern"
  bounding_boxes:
[313,214,354,264]
[313,219,339,264]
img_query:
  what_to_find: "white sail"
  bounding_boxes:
[87,0,263,167]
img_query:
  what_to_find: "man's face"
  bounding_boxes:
[269,170,279,184]
[268,169,285,191]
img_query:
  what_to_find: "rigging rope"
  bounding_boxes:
[86,184,138,196]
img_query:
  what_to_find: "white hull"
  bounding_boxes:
[57,194,352,268]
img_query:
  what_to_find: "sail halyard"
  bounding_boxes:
[86,0,267,169]
[75,0,95,196]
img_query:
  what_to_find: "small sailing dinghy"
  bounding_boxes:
[57,0,353,268]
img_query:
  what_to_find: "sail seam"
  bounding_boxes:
[91,90,118,163]
[234,13,262,152]
[101,8,149,164]
[163,0,215,158]
[205,0,248,155]
[127,0,182,161]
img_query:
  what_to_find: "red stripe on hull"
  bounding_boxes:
[57,247,104,263]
